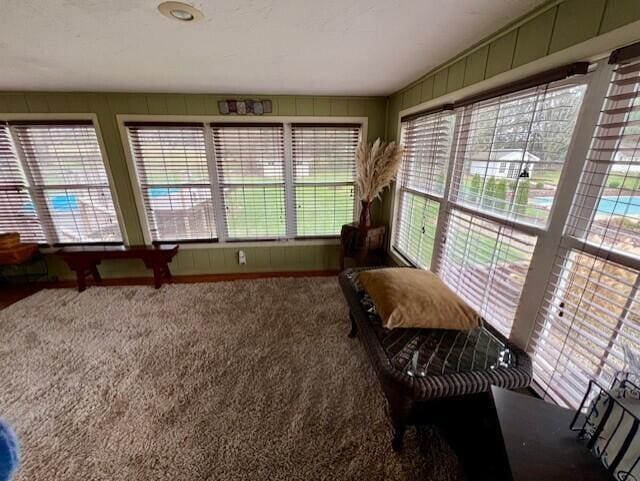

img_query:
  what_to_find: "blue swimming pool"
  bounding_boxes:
[535,195,640,216]
[23,188,176,213]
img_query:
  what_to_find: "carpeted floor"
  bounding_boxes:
[0,277,464,480]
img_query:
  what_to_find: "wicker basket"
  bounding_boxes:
[0,233,21,250]
[0,243,39,265]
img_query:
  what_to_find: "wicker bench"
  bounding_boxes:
[339,267,532,450]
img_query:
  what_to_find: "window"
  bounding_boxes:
[125,121,361,243]
[0,121,121,244]
[291,124,359,237]
[529,56,640,407]
[126,123,216,242]
[0,123,45,242]
[440,82,584,336]
[393,74,586,339]
[392,110,455,267]
[211,123,286,240]
[452,83,586,227]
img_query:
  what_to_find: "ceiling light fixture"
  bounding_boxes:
[158,2,204,22]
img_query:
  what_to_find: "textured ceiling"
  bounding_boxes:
[0,0,541,95]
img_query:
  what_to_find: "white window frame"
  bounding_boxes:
[0,113,128,246]
[389,60,607,345]
[118,115,367,248]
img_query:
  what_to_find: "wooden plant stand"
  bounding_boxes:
[339,223,386,270]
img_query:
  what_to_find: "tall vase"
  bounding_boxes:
[358,200,372,229]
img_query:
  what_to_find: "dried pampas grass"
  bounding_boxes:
[355,138,403,202]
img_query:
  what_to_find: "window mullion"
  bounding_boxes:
[283,123,296,239]
[203,125,228,242]
[512,60,615,348]
[8,125,57,245]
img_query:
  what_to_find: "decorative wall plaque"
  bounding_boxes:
[218,99,273,115]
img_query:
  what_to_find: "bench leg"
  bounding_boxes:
[152,266,162,289]
[348,312,358,338]
[74,269,87,293]
[386,390,413,452]
[90,265,102,285]
[392,423,407,452]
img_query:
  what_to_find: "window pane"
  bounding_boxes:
[295,185,354,237]
[127,125,216,242]
[529,249,639,407]
[142,187,215,241]
[393,192,439,268]
[0,124,45,242]
[439,209,536,337]
[41,188,121,243]
[399,111,455,196]
[291,125,359,237]
[567,59,640,256]
[453,83,586,226]
[212,124,286,240]
[223,185,285,239]
[13,123,121,244]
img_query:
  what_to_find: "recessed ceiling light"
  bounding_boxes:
[158,2,204,22]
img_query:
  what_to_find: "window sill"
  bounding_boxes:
[167,238,341,250]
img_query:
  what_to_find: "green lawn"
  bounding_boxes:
[223,183,354,238]
[398,192,528,269]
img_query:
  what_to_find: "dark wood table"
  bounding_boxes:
[489,387,610,481]
[57,244,179,292]
[339,223,386,270]
[444,387,611,481]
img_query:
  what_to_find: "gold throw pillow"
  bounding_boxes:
[358,268,482,330]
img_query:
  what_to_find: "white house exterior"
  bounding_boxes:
[469,149,541,178]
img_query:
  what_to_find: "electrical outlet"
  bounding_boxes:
[238,250,247,265]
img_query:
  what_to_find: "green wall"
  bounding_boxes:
[0,92,386,278]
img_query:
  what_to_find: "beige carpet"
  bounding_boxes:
[0,277,463,480]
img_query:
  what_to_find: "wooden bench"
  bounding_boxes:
[57,245,179,292]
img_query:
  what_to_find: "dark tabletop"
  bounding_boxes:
[490,387,611,481]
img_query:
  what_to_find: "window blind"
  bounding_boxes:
[566,57,640,256]
[393,192,439,268]
[127,124,216,242]
[393,110,455,266]
[528,57,640,408]
[529,250,639,407]
[211,124,286,240]
[0,123,45,242]
[439,209,536,337]
[398,111,455,197]
[291,124,359,237]
[452,82,585,227]
[11,122,121,244]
